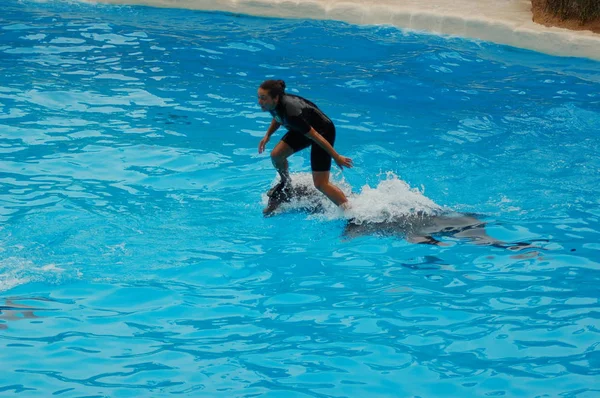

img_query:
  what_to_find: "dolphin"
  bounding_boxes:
[263,182,324,216]
[343,212,537,249]
[263,182,542,250]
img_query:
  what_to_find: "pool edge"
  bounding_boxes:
[89,0,600,61]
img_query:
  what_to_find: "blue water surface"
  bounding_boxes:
[1,0,599,397]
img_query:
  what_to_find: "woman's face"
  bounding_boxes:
[257,88,278,112]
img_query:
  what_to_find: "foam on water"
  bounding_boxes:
[0,257,81,292]
[266,172,442,223]
[346,172,443,223]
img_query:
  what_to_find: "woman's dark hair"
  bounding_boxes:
[260,79,286,98]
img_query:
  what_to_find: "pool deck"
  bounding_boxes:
[94,0,600,61]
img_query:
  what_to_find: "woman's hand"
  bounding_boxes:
[335,155,353,170]
[258,136,270,154]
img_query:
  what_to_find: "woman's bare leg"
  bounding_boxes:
[312,171,348,207]
[270,141,294,185]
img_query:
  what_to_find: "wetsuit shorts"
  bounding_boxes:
[281,124,336,172]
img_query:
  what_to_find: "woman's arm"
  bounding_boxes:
[306,127,353,169]
[265,118,281,138]
[258,119,281,154]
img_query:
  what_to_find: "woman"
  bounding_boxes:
[257,79,353,215]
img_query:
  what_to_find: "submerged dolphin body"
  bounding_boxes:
[343,212,519,248]
[264,182,539,250]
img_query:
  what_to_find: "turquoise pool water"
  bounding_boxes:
[1,1,599,396]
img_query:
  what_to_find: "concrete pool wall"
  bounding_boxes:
[92,0,600,61]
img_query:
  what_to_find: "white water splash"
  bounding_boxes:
[264,172,443,223]
[346,172,443,223]
[0,257,82,293]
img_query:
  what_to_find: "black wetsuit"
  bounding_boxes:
[270,94,336,172]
